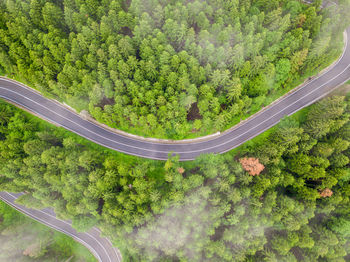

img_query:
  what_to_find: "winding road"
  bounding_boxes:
[1,28,350,160]
[0,27,350,262]
[0,192,122,262]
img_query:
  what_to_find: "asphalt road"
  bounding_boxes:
[0,29,349,161]
[0,192,122,262]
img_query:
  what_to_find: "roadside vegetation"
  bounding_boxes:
[0,0,349,139]
[0,200,96,262]
[1,0,350,261]
[0,92,349,261]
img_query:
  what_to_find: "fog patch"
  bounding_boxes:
[128,186,275,261]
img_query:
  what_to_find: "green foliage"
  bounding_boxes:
[1,94,350,261]
[0,201,96,261]
[0,0,348,139]
[72,215,98,232]
[0,0,349,259]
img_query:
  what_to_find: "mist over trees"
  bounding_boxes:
[0,94,349,261]
[1,0,350,260]
[0,201,96,261]
[0,0,349,138]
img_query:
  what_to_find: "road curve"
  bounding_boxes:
[0,192,122,262]
[0,28,350,161]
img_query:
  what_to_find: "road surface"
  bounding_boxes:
[0,192,122,262]
[1,27,349,160]
[0,15,348,262]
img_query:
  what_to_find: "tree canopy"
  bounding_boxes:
[0,0,349,138]
[0,94,350,261]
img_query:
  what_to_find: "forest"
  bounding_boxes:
[0,200,96,261]
[0,92,349,261]
[1,0,350,261]
[0,0,349,138]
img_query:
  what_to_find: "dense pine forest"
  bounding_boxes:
[0,0,349,138]
[0,92,349,261]
[1,0,350,261]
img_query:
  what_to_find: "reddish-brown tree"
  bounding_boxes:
[239,157,265,176]
[319,188,333,197]
[177,167,185,174]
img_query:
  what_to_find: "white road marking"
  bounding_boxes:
[0,26,348,161]
[6,192,119,262]
[0,89,162,153]
[1,49,349,158]
[0,192,103,262]
[94,228,122,261]
[0,95,167,160]
[0,32,348,159]
[0,28,347,147]
[210,61,350,153]
[7,193,122,262]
